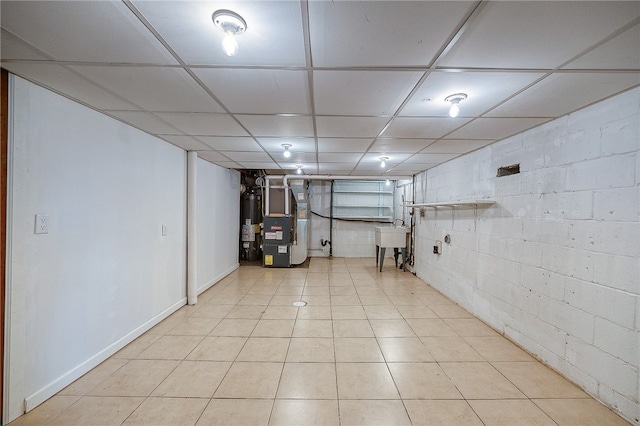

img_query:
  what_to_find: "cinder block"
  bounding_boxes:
[566,154,636,191]
[593,187,639,222]
[520,264,565,301]
[522,218,571,246]
[540,190,593,220]
[564,277,636,328]
[592,253,639,294]
[601,115,640,156]
[567,220,640,257]
[568,87,640,132]
[538,296,595,343]
[519,167,567,195]
[594,317,639,367]
[541,245,594,281]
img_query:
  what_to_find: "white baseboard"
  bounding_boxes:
[197,263,239,295]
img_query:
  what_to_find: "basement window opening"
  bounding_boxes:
[497,164,520,177]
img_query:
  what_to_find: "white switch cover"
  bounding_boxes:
[35,214,49,234]
[162,224,167,236]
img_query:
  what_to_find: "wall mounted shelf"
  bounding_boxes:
[404,200,495,208]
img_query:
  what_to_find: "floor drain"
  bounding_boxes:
[292,301,307,307]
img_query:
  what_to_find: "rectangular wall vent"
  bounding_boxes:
[497,164,520,177]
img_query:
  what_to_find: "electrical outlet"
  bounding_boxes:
[34,214,49,234]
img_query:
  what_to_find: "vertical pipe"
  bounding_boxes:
[265,177,270,216]
[329,181,333,258]
[187,151,197,305]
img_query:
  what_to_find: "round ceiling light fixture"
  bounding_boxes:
[281,144,292,158]
[445,93,467,118]
[379,156,389,168]
[212,9,247,57]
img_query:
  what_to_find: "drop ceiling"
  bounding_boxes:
[1,1,638,177]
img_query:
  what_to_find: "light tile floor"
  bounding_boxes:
[10,257,630,426]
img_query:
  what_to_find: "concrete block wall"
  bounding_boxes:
[413,87,639,424]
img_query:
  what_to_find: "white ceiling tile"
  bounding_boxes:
[194,68,310,114]
[3,64,137,110]
[314,71,423,115]
[440,1,640,69]
[237,161,280,169]
[316,117,389,138]
[1,1,177,64]
[369,139,435,153]
[317,138,373,153]
[358,152,412,170]
[159,135,210,151]
[401,72,545,117]
[403,153,460,164]
[196,137,263,152]
[70,66,224,113]
[390,163,435,172]
[219,151,272,163]
[155,113,248,136]
[204,160,242,169]
[237,115,314,137]
[276,162,316,171]
[421,139,495,154]
[563,24,640,70]
[486,73,640,118]
[276,152,317,164]
[318,163,355,173]
[256,138,316,153]
[447,118,551,140]
[309,1,476,66]
[195,151,233,162]
[318,153,363,163]
[105,111,180,135]
[132,1,306,66]
[383,117,471,139]
[0,29,49,60]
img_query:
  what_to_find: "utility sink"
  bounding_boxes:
[375,226,409,248]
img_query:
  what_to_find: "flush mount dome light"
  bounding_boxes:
[212,9,247,57]
[281,144,292,158]
[445,93,467,118]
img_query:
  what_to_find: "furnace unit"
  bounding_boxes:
[262,215,294,268]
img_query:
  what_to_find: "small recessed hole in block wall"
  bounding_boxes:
[497,164,520,177]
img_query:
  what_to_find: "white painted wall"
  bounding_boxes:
[413,87,639,424]
[196,157,240,293]
[4,76,240,423]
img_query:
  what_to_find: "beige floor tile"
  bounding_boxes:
[269,399,339,426]
[152,360,231,398]
[166,317,221,336]
[331,305,367,320]
[332,319,375,337]
[407,318,457,336]
[189,304,235,318]
[261,305,299,320]
[439,362,526,399]
[532,398,631,426]
[363,305,403,319]
[112,334,162,359]
[276,363,337,399]
[214,362,284,399]
[330,286,358,296]
[430,304,474,318]
[396,305,438,319]
[269,295,300,305]
[388,363,463,399]
[468,399,556,426]
[358,295,394,306]
[463,336,535,361]
[302,286,330,296]
[238,294,274,305]
[292,319,333,337]
[338,400,411,426]
[377,337,434,362]
[225,305,267,319]
[492,361,590,398]
[51,396,144,426]
[370,319,416,337]
[248,285,279,295]
[330,295,362,305]
[388,294,425,305]
[275,285,304,296]
[8,395,80,426]
[197,399,273,426]
[251,319,295,337]
[404,400,483,425]
[144,315,183,336]
[296,305,332,319]
[60,358,128,395]
[419,294,455,306]
[88,360,179,397]
[209,319,258,336]
[444,318,499,336]
[136,335,203,360]
[334,338,385,362]
[336,363,400,399]
[421,336,484,361]
[236,337,290,362]
[122,397,208,426]
[186,336,247,361]
[303,295,331,305]
[286,338,335,362]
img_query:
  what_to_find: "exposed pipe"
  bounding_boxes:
[187,151,198,305]
[329,180,334,258]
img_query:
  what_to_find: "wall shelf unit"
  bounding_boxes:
[333,180,394,222]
